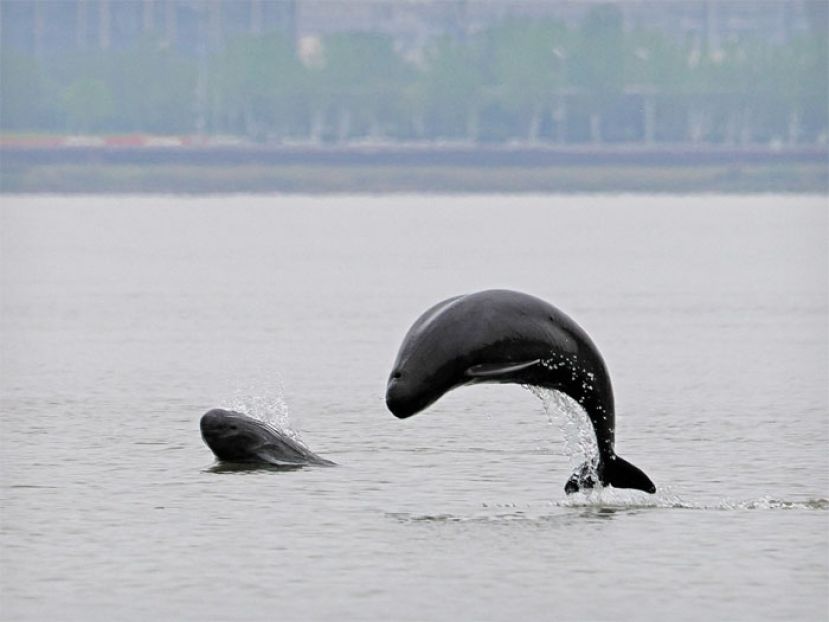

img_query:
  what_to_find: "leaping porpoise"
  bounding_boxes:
[200,408,335,467]
[385,289,656,494]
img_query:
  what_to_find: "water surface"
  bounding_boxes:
[1,194,827,621]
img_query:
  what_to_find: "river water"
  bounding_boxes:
[1,194,827,621]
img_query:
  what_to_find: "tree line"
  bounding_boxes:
[2,5,826,145]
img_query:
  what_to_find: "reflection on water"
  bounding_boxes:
[203,461,307,474]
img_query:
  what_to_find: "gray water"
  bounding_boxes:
[1,194,827,622]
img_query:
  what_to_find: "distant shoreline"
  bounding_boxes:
[2,144,826,194]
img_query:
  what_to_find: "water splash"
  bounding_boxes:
[225,380,303,444]
[556,486,681,508]
[727,497,829,511]
[527,386,599,475]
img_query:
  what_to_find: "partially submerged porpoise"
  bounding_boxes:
[200,408,335,467]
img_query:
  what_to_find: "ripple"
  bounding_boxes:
[385,494,829,524]
[557,490,829,511]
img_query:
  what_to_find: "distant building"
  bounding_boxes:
[0,0,821,57]
[0,1,297,55]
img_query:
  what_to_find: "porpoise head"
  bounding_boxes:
[385,297,476,419]
[386,292,555,419]
[200,408,266,462]
[386,364,458,419]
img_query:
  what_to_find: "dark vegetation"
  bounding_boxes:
[2,5,827,146]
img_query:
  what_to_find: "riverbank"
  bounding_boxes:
[2,144,826,193]
[3,163,826,194]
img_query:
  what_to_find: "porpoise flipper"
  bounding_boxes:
[465,359,541,379]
